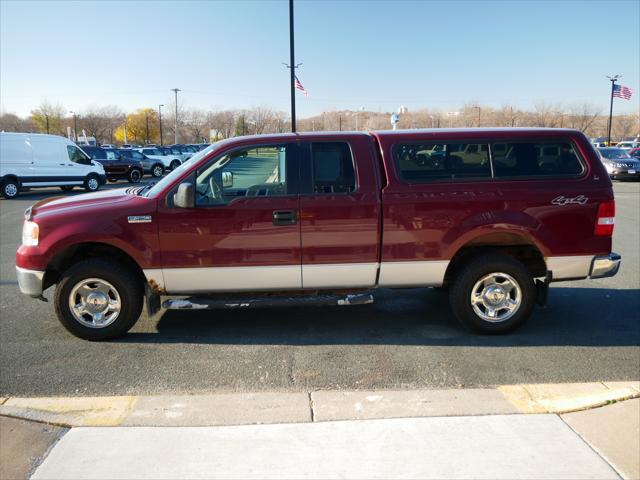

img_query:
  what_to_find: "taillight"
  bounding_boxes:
[595,200,615,236]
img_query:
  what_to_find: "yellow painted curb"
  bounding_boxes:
[0,396,137,426]
[499,382,640,414]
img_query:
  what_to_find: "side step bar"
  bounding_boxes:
[162,292,374,310]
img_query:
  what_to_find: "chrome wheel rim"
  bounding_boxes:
[68,278,121,328]
[87,178,99,190]
[470,272,521,323]
[153,166,163,177]
[5,183,18,197]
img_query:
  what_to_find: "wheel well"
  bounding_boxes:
[444,239,546,286]
[1,175,18,184]
[43,242,146,291]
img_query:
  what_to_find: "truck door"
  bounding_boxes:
[156,142,303,293]
[298,137,381,289]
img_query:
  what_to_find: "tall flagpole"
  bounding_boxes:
[606,75,620,146]
[289,0,296,133]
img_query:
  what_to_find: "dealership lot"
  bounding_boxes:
[0,182,638,397]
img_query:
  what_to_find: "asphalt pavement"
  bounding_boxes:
[1,182,638,396]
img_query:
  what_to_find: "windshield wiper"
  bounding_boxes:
[136,182,156,195]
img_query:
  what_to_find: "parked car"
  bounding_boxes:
[137,147,182,171]
[615,140,640,150]
[161,146,191,162]
[1,132,106,198]
[80,146,144,183]
[100,144,115,149]
[118,149,165,178]
[121,144,133,149]
[597,147,640,180]
[628,147,640,159]
[16,129,621,340]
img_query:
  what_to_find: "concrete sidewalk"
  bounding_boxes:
[1,386,638,479]
[30,415,621,480]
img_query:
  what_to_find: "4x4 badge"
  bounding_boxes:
[128,215,152,223]
[551,195,588,206]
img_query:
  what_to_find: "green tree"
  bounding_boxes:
[30,101,66,135]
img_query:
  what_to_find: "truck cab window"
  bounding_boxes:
[195,145,288,206]
[311,142,356,193]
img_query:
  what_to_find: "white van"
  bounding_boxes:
[0,133,106,198]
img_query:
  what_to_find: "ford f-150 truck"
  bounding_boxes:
[16,128,621,340]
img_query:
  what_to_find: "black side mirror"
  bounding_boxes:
[174,182,195,208]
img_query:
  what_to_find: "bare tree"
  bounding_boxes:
[0,112,34,132]
[247,106,275,135]
[183,108,208,143]
[207,110,236,139]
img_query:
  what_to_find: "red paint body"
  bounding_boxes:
[17,129,614,278]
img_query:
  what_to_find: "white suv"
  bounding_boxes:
[136,147,182,171]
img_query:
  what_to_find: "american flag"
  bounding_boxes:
[295,76,309,97]
[613,84,634,100]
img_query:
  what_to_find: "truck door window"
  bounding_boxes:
[393,143,491,182]
[195,145,288,206]
[311,142,356,193]
[67,145,92,165]
[491,142,584,177]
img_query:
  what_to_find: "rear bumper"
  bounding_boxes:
[589,253,621,279]
[16,266,45,297]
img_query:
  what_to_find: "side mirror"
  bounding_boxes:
[174,182,195,208]
[222,171,233,188]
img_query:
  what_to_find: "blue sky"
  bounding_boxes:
[1,0,639,117]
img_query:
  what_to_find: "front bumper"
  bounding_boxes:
[16,266,45,297]
[589,253,621,279]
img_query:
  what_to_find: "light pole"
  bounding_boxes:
[69,111,78,141]
[171,88,181,144]
[606,75,621,146]
[288,0,296,132]
[145,111,150,144]
[355,106,365,130]
[158,104,164,146]
[447,111,459,128]
[472,106,481,127]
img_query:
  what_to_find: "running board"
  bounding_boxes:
[162,292,374,310]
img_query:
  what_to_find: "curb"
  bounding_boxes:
[1,381,638,428]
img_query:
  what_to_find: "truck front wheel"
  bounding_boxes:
[449,254,535,334]
[54,259,143,340]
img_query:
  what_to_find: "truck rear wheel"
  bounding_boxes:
[54,259,143,340]
[449,254,535,334]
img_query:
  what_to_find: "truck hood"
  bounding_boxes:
[28,187,138,220]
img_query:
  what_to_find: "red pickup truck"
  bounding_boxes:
[16,128,621,340]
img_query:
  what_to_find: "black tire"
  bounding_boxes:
[54,258,143,340]
[449,253,536,334]
[128,168,143,183]
[84,174,100,192]
[60,186,74,192]
[1,178,20,199]
[170,160,181,170]
[151,164,164,178]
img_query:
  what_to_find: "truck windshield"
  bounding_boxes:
[144,143,217,197]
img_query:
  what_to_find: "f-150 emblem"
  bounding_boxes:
[551,195,588,206]
[128,215,152,223]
